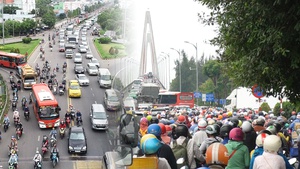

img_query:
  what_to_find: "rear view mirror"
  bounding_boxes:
[114,145,133,166]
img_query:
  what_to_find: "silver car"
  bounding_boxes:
[79,46,87,53]
[74,53,82,63]
[90,58,100,68]
[75,74,90,86]
[86,52,93,59]
[90,104,108,130]
[86,63,99,75]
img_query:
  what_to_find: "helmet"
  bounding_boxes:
[254,117,265,126]
[256,133,269,147]
[208,119,215,125]
[60,120,64,124]
[238,120,243,127]
[177,115,185,123]
[228,118,239,128]
[175,124,189,137]
[158,123,166,134]
[220,124,233,137]
[165,125,172,133]
[52,127,55,130]
[213,124,221,135]
[206,125,217,135]
[36,150,39,154]
[266,125,277,135]
[227,111,232,117]
[273,123,282,133]
[11,136,15,139]
[241,121,252,133]
[206,143,229,166]
[147,124,162,137]
[263,135,281,153]
[150,117,159,124]
[198,120,207,130]
[140,134,162,155]
[169,119,175,124]
[146,115,152,121]
[218,115,223,120]
[229,128,244,141]
[140,134,156,146]
[140,117,148,124]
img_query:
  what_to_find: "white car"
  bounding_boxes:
[75,74,90,86]
[90,57,100,68]
[81,36,87,42]
[86,63,99,75]
[86,52,93,59]
[79,46,87,53]
[74,53,82,63]
[81,42,89,50]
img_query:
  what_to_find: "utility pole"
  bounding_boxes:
[170,48,181,92]
[2,0,4,45]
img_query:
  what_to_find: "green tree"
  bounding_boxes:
[273,102,296,119]
[36,0,52,17]
[199,79,214,93]
[197,0,300,107]
[42,11,56,28]
[4,5,20,14]
[58,13,66,20]
[260,102,271,112]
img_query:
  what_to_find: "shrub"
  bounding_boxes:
[109,47,115,55]
[22,37,32,44]
[260,102,271,112]
[98,37,111,44]
[10,48,20,53]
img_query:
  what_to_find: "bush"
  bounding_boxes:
[260,102,271,112]
[273,101,295,118]
[22,37,32,44]
[10,48,20,53]
[98,37,111,44]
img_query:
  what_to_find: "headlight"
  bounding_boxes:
[39,122,46,128]
[69,146,73,150]
[82,146,87,150]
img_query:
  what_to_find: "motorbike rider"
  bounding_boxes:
[3,114,10,126]
[21,96,27,108]
[10,136,18,149]
[63,62,67,69]
[16,121,23,134]
[50,144,60,160]
[76,110,82,123]
[42,135,49,148]
[59,120,66,129]
[8,152,18,167]
[24,105,29,115]
[13,110,20,124]
[49,127,57,139]
[33,150,42,167]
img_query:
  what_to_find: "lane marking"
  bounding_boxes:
[94,101,97,104]
[109,140,112,145]
[37,135,40,142]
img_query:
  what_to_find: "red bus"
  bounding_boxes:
[155,92,194,108]
[0,51,27,68]
[31,83,60,128]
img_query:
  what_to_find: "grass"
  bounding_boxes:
[0,39,40,57]
[93,40,126,59]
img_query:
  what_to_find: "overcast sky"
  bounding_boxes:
[125,0,218,88]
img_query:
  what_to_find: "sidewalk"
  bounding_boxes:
[0,19,68,44]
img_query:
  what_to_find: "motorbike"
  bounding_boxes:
[41,144,48,158]
[24,110,29,121]
[59,86,64,96]
[51,152,59,168]
[9,76,14,84]
[53,85,57,95]
[12,100,17,111]
[13,118,19,127]
[65,117,71,128]
[70,109,76,121]
[21,100,26,110]
[8,160,18,169]
[59,127,65,139]
[63,67,66,73]
[34,159,42,169]
[50,135,56,147]
[16,127,22,140]
[76,116,82,126]
[3,120,9,132]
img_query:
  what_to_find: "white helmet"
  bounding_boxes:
[263,135,281,153]
[36,150,39,154]
[256,133,269,147]
[198,120,207,130]
[208,119,215,125]
[241,121,252,133]
[266,125,277,135]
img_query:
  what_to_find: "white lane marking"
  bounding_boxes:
[37,135,40,142]
[92,93,94,97]
[109,140,112,145]
[95,101,97,104]
[91,88,93,91]
[36,147,39,151]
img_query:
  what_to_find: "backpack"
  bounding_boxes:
[172,138,189,169]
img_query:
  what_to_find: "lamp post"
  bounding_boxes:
[161,52,170,90]
[170,48,181,92]
[12,19,14,37]
[2,0,4,45]
[185,41,198,105]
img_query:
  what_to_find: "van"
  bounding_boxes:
[104,89,121,111]
[90,104,108,130]
[98,68,112,88]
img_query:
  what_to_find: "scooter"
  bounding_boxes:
[50,135,56,147]
[41,144,48,158]
[12,100,17,111]
[59,87,64,96]
[16,127,22,140]
[3,120,9,132]
[65,117,71,128]
[53,85,57,95]
[34,159,42,169]
[24,110,29,121]
[63,67,66,73]
[59,127,65,139]
[51,152,59,168]
[76,116,82,126]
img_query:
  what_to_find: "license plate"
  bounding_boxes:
[48,124,52,127]
[75,150,80,153]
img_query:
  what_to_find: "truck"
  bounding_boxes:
[136,83,160,104]
[225,87,285,111]
[16,64,37,89]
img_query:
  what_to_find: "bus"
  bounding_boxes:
[0,51,27,68]
[31,83,60,128]
[155,92,194,108]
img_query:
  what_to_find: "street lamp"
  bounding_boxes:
[158,56,166,87]
[12,19,14,37]
[161,52,170,90]
[170,48,181,92]
[185,41,198,105]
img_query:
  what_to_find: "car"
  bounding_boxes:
[86,63,99,76]
[81,36,87,42]
[59,43,65,52]
[65,49,73,58]
[103,89,121,111]
[90,104,108,130]
[75,74,90,86]
[68,126,87,154]
[68,80,81,98]
[86,52,93,59]
[74,64,85,74]
[81,42,89,50]
[59,39,65,43]
[79,46,87,53]
[74,53,82,63]
[90,57,100,68]
[128,88,140,99]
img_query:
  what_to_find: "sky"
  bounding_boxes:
[123,0,218,89]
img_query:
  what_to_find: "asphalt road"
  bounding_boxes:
[0,17,123,169]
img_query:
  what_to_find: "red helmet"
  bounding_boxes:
[229,128,244,141]
[158,123,166,134]
[165,125,172,132]
[177,115,185,123]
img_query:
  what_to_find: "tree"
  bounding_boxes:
[42,11,56,28]
[260,102,271,112]
[4,5,20,14]
[273,102,296,119]
[197,0,300,106]
[199,79,214,93]
[58,13,66,20]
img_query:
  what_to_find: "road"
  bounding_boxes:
[0,15,123,169]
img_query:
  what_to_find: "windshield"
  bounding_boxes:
[90,65,97,69]
[101,75,110,80]
[75,55,81,58]
[70,84,79,89]
[39,106,59,120]
[158,95,177,104]
[17,57,27,65]
[78,76,86,80]
[108,96,119,102]
[70,132,84,140]
[68,37,76,42]
[93,112,107,119]
[24,78,35,83]
[76,65,83,69]
[92,59,98,63]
